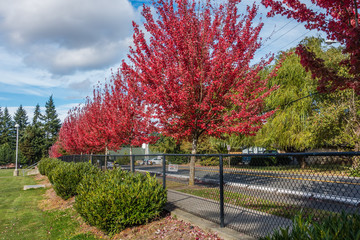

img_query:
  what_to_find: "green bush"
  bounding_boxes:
[199,157,219,166]
[114,155,130,165]
[51,162,99,200]
[260,212,360,240]
[350,167,360,177]
[38,158,62,176]
[167,155,188,164]
[249,156,291,167]
[75,169,167,234]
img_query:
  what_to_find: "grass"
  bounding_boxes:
[0,170,222,240]
[0,169,99,240]
[173,183,334,222]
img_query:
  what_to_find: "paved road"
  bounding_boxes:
[127,165,360,203]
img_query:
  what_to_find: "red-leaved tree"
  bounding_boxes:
[49,140,63,158]
[56,74,157,165]
[58,108,83,154]
[122,0,279,185]
[108,72,158,157]
[262,0,360,93]
[77,88,122,155]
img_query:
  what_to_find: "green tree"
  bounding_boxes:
[254,37,348,167]
[0,107,15,147]
[20,125,45,165]
[19,104,47,164]
[0,107,3,143]
[43,96,61,156]
[32,104,43,126]
[0,143,14,165]
[13,105,29,137]
[150,134,182,154]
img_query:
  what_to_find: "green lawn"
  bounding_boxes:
[0,169,98,240]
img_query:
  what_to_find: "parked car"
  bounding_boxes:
[148,157,162,165]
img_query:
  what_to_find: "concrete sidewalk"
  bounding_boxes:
[166,189,292,239]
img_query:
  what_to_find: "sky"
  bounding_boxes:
[0,0,323,122]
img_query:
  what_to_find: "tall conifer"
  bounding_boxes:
[14,105,29,137]
[43,96,61,155]
[1,107,15,147]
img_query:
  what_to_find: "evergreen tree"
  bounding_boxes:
[0,143,14,165]
[32,104,42,126]
[0,107,15,147]
[0,107,3,143]
[43,95,61,155]
[20,125,45,165]
[19,104,47,165]
[13,105,29,137]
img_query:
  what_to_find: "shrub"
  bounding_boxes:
[75,169,167,234]
[260,212,360,240]
[167,155,188,164]
[349,167,360,177]
[47,161,67,185]
[51,162,99,200]
[249,156,291,167]
[199,157,219,166]
[38,158,62,176]
[113,155,130,165]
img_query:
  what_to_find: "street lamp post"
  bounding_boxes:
[13,124,19,176]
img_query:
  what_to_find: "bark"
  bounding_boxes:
[354,0,359,28]
[130,146,134,172]
[298,155,307,169]
[353,143,360,169]
[105,146,108,170]
[189,137,198,186]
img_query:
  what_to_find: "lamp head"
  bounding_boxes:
[15,124,20,128]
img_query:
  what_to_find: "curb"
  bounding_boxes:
[164,204,256,240]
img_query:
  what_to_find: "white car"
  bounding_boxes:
[148,157,162,165]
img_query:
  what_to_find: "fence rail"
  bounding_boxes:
[59,152,360,238]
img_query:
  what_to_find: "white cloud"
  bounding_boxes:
[7,106,38,123]
[0,0,140,75]
[8,103,80,123]
[56,103,82,122]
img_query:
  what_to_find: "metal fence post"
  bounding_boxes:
[162,155,166,189]
[219,154,225,228]
[131,155,135,173]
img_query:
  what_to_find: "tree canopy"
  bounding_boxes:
[43,95,61,156]
[121,0,280,184]
[262,0,360,93]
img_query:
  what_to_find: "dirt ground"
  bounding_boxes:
[36,174,222,240]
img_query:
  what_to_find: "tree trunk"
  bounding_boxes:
[189,137,198,186]
[130,146,134,172]
[352,143,360,169]
[104,146,108,170]
[298,155,307,169]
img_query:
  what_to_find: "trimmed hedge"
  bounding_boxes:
[51,162,99,200]
[38,158,63,177]
[38,158,100,200]
[260,212,360,240]
[75,169,167,234]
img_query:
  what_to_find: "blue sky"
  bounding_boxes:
[0,0,322,122]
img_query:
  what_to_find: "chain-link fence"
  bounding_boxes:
[59,152,360,238]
